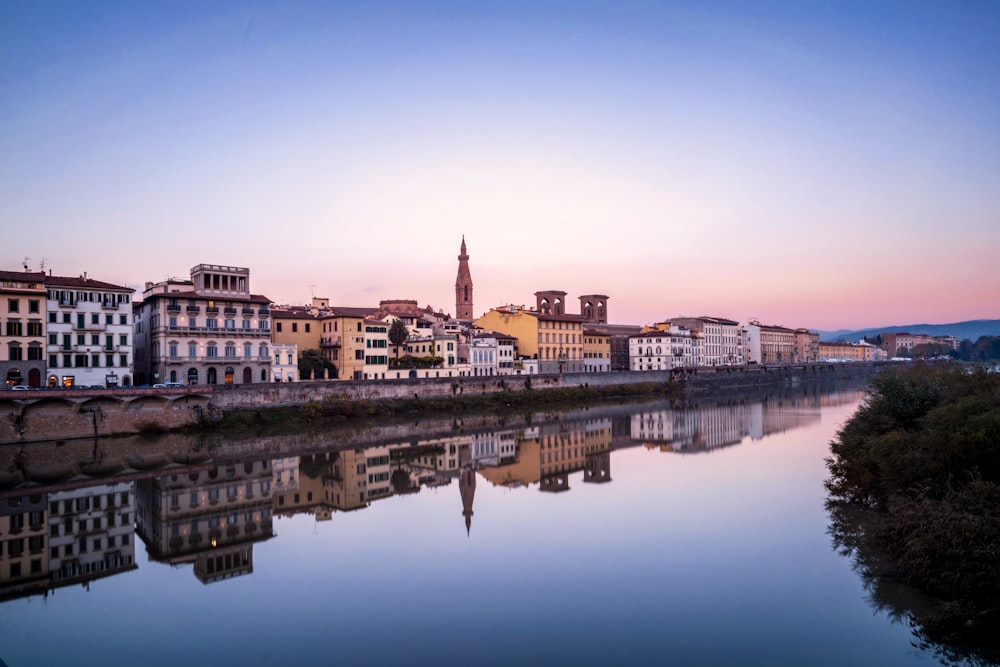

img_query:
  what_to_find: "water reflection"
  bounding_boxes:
[1,381,864,600]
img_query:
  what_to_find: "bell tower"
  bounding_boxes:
[455,236,474,321]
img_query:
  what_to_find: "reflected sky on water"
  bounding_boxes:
[0,381,952,666]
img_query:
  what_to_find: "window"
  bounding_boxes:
[169,343,178,357]
[6,320,22,336]
[49,354,58,367]
[106,354,114,367]
[106,314,113,325]
[242,319,251,330]
[119,334,127,346]
[206,344,218,357]
[48,312,56,323]
[91,334,100,345]
[225,343,236,358]
[276,322,283,333]
[7,298,18,313]
[292,323,298,333]
[77,334,85,345]
[206,318,218,329]
[119,315,127,325]
[62,312,70,323]
[243,343,251,358]
[305,323,310,333]
[75,354,87,367]
[48,333,57,345]
[91,313,99,325]
[188,342,197,357]
[119,354,127,366]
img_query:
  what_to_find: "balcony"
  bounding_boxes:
[186,306,200,314]
[100,301,118,310]
[166,303,181,313]
[257,308,270,317]
[205,307,219,315]
[224,307,237,316]
[241,308,254,316]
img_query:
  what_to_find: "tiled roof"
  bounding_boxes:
[44,274,133,291]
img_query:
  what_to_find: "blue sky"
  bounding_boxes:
[3,1,999,330]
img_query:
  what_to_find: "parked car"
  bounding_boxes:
[11,385,31,391]
[152,383,167,389]
[164,382,185,388]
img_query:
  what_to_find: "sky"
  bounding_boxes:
[2,1,999,332]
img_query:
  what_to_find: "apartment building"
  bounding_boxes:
[44,274,134,387]
[0,270,47,387]
[133,264,272,386]
[629,324,697,371]
[744,322,798,364]
[671,316,744,366]
[582,329,611,372]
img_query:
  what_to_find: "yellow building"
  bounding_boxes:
[319,307,377,380]
[582,329,611,372]
[474,305,585,373]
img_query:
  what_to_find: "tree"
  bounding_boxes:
[298,348,336,380]
[388,319,409,359]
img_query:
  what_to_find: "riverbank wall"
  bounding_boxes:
[1,362,883,445]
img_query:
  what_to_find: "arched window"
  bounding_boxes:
[187,368,199,385]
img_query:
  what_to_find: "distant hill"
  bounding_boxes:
[816,319,1000,343]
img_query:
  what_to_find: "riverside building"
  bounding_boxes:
[133,264,273,386]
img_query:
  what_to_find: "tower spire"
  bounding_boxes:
[455,235,474,322]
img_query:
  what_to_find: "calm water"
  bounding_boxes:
[0,382,956,666]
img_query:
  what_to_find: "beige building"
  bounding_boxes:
[133,264,273,386]
[744,322,798,364]
[819,340,879,361]
[0,270,47,387]
[795,329,820,364]
[319,307,378,380]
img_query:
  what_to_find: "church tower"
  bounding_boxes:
[455,236,474,321]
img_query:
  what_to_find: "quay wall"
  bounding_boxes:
[1,363,880,445]
[209,362,880,410]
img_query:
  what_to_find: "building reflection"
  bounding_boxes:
[0,382,867,600]
[134,461,275,584]
[0,482,136,601]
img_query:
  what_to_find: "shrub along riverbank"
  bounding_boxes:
[826,363,1000,660]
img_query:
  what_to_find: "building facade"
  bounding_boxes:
[44,274,135,388]
[671,316,744,366]
[0,270,47,387]
[133,264,273,386]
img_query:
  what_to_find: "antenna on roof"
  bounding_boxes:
[22,257,30,271]
[39,258,47,271]
[308,284,316,298]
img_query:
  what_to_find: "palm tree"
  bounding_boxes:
[388,319,409,360]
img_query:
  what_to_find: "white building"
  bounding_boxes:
[271,343,298,382]
[469,335,500,377]
[44,274,135,387]
[671,316,744,366]
[362,319,390,380]
[629,325,697,371]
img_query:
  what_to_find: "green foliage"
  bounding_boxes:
[388,319,409,358]
[298,348,336,380]
[826,363,1000,655]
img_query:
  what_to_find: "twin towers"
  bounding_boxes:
[454,237,609,325]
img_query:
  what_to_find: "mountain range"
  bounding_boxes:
[816,319,1000,343]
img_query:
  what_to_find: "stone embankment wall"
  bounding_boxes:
[209,362,879,409]
[1,363,880,444]
[0,388,212,445]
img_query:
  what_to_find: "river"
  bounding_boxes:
[0,379,966,666]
